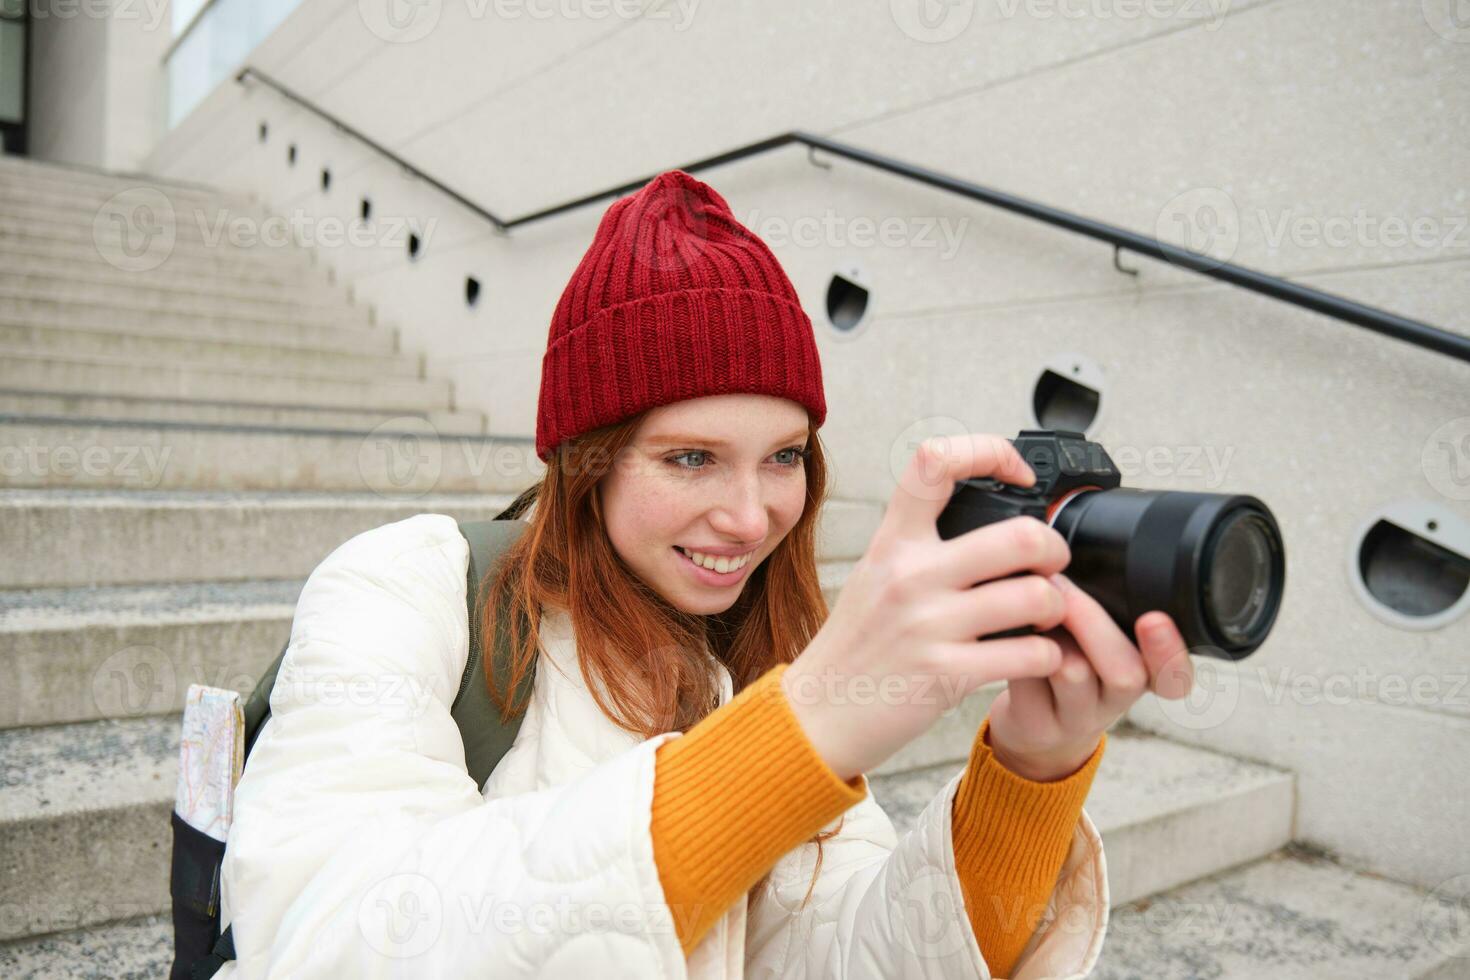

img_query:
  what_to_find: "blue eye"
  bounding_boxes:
[665,447,810,471]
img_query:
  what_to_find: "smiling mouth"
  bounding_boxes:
[672,546,753,576]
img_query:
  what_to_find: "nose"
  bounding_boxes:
[707,469,769,545]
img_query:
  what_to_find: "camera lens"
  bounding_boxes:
[1203,508,1278,647]
[1050,489,1285,659]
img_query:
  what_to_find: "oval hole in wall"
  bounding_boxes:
[287,144,297,166]
[1031,355,1104,433]
[1350,500,1470,630]
[360,197,372,221]
[258,122,268,142]
[466,276,481,308]
[321,168,331,192]
[407,232,422,260]
[826,273,868,333]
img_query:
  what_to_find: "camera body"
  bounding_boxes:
[935,429,1285,661]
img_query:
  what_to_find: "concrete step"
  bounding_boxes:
[0,308,396,354]
[0,289,374,331]
[0,913,171,979]
[0,324,420,379]
[0,186,264,223]
[0,490,882,589]
[1094,847,1469,979]
[0,913,172,980]
[0,579,302,730]
[0,556,859,730]
[0,269,348,314]
[0,392,484,435]
[0,195,272,238]
[0,217,313,265]
[0,418,536,492]
[0,172,253,217]
[0,238,324,287]
[0,489,514,589]
[0,157,252,208]
[0,717,1289,945]
[0,714,179,943]
[872,722,1296,908]
[0,350,451,416]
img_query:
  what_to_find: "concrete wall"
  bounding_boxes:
[139,0,1469,891]
[26,0,171,170]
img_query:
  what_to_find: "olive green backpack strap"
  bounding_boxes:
[454,518,537,791]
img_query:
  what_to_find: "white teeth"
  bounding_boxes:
[679,547,750,573]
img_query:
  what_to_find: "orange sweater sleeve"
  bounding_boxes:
[951,717,1106,977]
[649,662,1104,968]
[649,662,866,955]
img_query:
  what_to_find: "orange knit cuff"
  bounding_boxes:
[650,662,867,957]
[951,717,1105,977]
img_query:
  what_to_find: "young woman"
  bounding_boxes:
[217,170,1194,979]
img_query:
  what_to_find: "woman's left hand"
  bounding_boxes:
[986,572,1196,782]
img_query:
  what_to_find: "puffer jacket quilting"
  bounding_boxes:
[216,513,1109,979]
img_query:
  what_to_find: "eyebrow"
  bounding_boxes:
[645,429,810,449]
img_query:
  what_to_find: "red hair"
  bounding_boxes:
[479,409,844,908]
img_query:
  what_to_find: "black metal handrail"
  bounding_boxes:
[237,66,1470,364]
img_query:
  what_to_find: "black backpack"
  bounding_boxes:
[169,517,536,980]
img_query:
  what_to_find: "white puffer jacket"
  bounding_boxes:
[217,513,1110,979]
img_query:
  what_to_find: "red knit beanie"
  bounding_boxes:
[535,169,827,463]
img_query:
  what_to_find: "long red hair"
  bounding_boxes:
[478,409,845,909]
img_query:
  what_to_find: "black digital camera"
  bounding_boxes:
[935,430,1285,661]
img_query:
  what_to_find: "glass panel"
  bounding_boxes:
[0,20,23,124]
[172,0,210,35]
[166,0,303,128]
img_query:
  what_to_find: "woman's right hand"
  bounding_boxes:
[782,434,1073,782]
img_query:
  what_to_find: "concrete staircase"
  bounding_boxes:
[0,157,1456,978]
